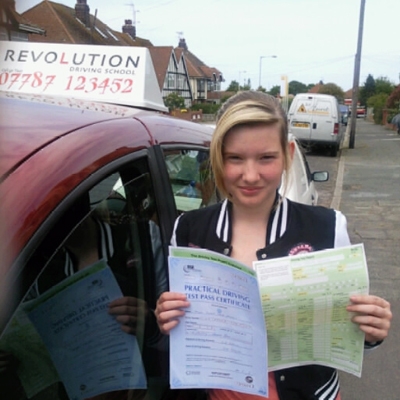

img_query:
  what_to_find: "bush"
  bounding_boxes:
[367,93,389,124]
[190,102,220,114]
[386,85,400,110]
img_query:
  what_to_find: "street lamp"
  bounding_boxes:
[238,70,246,91]
[259,55,277,89]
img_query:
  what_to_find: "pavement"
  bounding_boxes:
[330,120,400,399]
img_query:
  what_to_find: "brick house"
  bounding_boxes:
[0,0,45,41]
[20,1,222,108]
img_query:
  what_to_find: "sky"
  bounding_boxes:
[16,0,400,92]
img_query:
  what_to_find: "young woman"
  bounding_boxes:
[155,91,392,400]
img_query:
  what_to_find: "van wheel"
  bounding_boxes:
[330,145,338,157]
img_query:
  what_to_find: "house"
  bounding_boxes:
[21,0,152,47]
[308,81,324,94]
[176,37,223,104]
[148,46,192,107]
[21,0,222,109]
[0,0,45,41]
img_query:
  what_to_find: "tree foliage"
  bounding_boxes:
[359,74,375,106]
[367,93,389,124]
[268,85,281,97]
[190,102,220,114]
[288,80,308,95]
[226,80,240,92]
[386,85,400,110]
[164,92,185,111]
[375,76,395,96]
[317,83,345,102]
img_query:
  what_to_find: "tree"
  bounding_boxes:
[256,86,267,93]
[386,85,400,110]
[317,83,345,102]
[288,80,308,95]
[359,74,375,106]
[226,80,239,92]
[268,85,280,97]
[375,76,395,96]
[164,92,185,112]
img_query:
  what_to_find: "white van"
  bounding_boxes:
[288,93,344,157]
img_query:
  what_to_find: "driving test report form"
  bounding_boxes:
[25,260,147,400]
[168,247,268,397]
[254,243,369,377]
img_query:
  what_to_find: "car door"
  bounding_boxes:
[288,95,313,143]
[0,153,207,400]
[281,139,317,205]
[310,96,335,144]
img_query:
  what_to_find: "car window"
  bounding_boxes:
[164,149,218,213]
[0,159,172,400]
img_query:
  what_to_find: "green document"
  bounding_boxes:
[253,244,369,377]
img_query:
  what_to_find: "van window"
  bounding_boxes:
[0,159,172,400]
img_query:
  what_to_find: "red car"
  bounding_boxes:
[0,91,215,400]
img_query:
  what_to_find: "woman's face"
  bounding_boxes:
[222,123,292,211]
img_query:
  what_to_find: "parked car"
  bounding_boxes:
[0,90,217,400]
[339,104,349,126]
[288,93,345,157]
[280,134,328,205]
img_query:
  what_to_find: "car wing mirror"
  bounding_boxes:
[312,171,329,182]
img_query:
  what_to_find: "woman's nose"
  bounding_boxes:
[242,161,259,182]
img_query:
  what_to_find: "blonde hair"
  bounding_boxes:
[210,91,291,198]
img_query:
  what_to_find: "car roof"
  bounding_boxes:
[0,92,213,267]
[0,92,149,179]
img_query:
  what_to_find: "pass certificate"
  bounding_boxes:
[25,259,147,399]
[254,243,369,377]
[169,247,268,397]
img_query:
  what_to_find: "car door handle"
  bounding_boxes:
[312,123,317,129]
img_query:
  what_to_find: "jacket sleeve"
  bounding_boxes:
[334,210,351,248]
[170,215,182,246]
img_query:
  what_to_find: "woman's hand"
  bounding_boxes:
[108,296,148,335]
[155,292,190,335]
[347,294,392,343]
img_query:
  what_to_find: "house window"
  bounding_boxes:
[198,79,205,92]
[10,31,29,41]
[168,73,175,89]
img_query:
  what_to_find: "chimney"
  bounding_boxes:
[75,0,90,27]
[122,19,136,39]
[178,38,188,50]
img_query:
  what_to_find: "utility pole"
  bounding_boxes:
[349,0,366,149]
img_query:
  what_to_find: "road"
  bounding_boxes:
[306,119,400,400]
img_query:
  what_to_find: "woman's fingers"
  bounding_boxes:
[347,295,392,342]
[155,292,190,335]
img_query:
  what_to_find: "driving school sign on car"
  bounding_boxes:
[0,41,168,112]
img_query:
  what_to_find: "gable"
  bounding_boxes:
[22,1,152,46]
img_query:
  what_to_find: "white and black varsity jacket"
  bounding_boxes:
[170,196,371,400]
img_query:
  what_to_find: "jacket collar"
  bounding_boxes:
[215,194,290,247]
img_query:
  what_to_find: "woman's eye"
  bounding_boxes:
[226,155,241,161]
